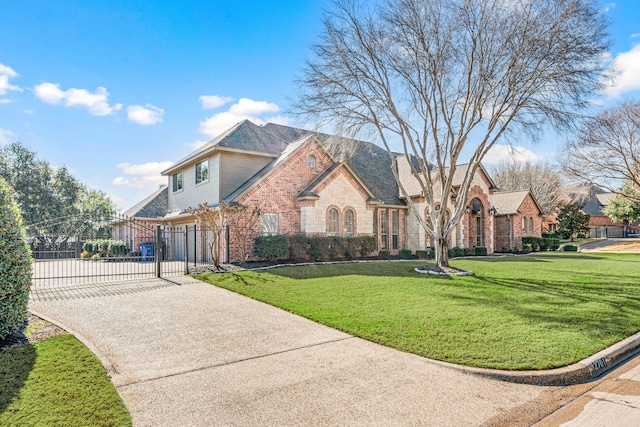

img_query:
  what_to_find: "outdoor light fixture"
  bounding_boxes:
[488,207,498,215]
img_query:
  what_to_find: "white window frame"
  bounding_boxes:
[172,171,183,192]
[195,159,209,185]
[261,213,279,236]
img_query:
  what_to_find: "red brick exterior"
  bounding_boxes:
[230,142,333,261]
[493,193,542,252]
[460,185,492,251]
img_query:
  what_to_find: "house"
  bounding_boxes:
[122,120,543,261]
[569,186,640,238]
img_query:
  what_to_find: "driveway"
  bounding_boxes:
[580,238,640,253]
[30,276,556,426]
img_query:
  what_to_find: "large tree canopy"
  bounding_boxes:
[297,0,608,267]
[563,100,640,204]
[0,141,116,238]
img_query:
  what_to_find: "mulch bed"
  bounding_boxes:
[0,313,67,351]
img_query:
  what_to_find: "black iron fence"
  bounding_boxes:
[30,216,226,287]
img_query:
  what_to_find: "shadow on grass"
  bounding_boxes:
[258,261,431,280]
[445,274,640,341]
[0,342,36,414]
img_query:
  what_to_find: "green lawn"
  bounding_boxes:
[196,253,640,370]
[0,334,131,427]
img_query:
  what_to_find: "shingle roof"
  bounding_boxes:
[124,186,168,218]
[490,190,531,215]
[569,187,612,216]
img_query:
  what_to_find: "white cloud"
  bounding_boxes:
[113,161,173,190]
[604,44,640,98]
[199,97,289,138]
[186,139,209,150]
[0,63,21,101]
[631,33,640,39]
[33,82,122,116]
[199,95,233,109]
[0,128,17,145]
[127,104,164,125]
[603,2,616,13]
[483,144,544,165]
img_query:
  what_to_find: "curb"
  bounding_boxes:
[432,330,640,386]
[28,308,118,380]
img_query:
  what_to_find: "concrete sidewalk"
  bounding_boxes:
[30,276,553,427]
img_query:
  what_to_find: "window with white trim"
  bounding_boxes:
[172,171,183,192]
[260,213,279,236]
[344,210,354,237]
[195,159,209,184]
[327,208,339,236]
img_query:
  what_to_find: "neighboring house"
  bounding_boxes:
[569,186,640,238]
[124,120,543,261]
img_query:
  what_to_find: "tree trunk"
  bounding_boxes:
[434,235,450,268]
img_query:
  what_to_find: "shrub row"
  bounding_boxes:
[521,237,561,252]
[82,239,129,257]
[447,247,487,258]
[253,235,377,262]
[562,244,578,252]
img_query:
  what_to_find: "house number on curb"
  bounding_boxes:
[590,357,607,372]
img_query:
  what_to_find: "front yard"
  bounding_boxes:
[196,253,640,370]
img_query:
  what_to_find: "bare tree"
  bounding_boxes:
[187,202,245,269]
[491,162,564,215]
[295,0,608,268]
[563,100,640,203]
[228,204,262,262]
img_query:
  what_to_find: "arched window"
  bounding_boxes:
[307,154,316,168]
[344,209,354,237]
[529,217,534,233]
[522,217,527,232]
[327,208,339,236]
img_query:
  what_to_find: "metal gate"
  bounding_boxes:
[31,216,226,288]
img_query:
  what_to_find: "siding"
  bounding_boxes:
[168,154,221,213]
[220,151,273,200]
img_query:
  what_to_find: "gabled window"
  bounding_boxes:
[172,171,183,192]
[522,217,527,232]
[195,159,209,184]
[327,208,339,236]
[529,217,534,233]
[344,210,354,237]
[307,154,316,168]
[261,213,279,236]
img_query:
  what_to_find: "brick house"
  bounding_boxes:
[123,120,542,261]
[569,186,640,238]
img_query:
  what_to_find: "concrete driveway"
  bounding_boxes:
[30,276,555,426]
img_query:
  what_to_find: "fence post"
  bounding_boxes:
[76,235,82,259]
[184,225,189,275]
[156,225,162,278]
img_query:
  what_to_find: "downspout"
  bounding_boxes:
[507,215,513,251]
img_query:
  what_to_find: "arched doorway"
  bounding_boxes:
[470,198,484,247]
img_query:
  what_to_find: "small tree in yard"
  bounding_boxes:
[296,0,608,269]
[604,189,640,224]
[557,203,590,241]
[187,202,245,269]
[0,177,33,340]
[228,205,262,263]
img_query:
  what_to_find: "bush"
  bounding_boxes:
[0,177,33,340]
[287,235,309,260]
[107,240,128,257]
[80,250,90,259]
[548,238,561,251]
[356,236,376,257]
[464,248,475,256]
[253,235,288,261]
[475,246,487,256]
[522,237,540,251]
[523,243,533,252]
[542,232,558,238]
[563,244,578,252]
[341,237,361,260]
[307,236,333,261]
[379,250,391,260]
[415,250,431,259]
[399,249,413,259]
[448,247,465,258]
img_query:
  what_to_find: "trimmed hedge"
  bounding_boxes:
[521,237,561,252]
[253,235,377,262]
[475,246,487,256]
[448,247,465,258]
[523,243,533,252]
[82,239,129,257]
[0,177,33,340]
[415,250,432,259]
[399,249,413,259]
[562,244,578,252]
[379,250,391,260]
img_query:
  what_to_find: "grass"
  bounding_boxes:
[0,334,131,427]
[196,253,640,370]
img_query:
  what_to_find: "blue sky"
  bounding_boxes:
[1,1,639,210]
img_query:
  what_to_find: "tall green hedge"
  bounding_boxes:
[253,235,376,262]
[0,177,33,340]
